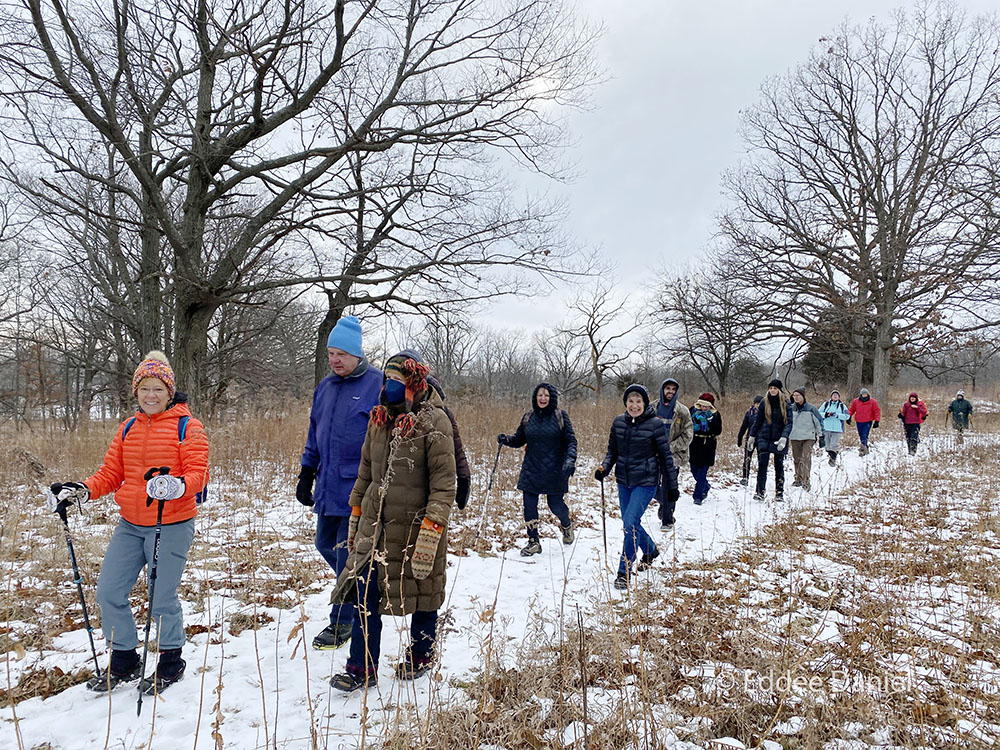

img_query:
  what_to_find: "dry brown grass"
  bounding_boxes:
[2,386,999,747]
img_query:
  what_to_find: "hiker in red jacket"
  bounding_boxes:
[898,392,928,455]
[848,388,881,456]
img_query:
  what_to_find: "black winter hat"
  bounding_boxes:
[623,383,650,408]
[792,387,806,400]
[753,395,764,404]
[768,378,783,389]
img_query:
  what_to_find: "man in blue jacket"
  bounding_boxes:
[297,316,383,649]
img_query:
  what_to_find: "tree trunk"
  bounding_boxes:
[174,296,217,407]
[315,290,346,386]
[871,320,893,413]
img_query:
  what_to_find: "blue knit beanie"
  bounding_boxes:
[327,316,363,357]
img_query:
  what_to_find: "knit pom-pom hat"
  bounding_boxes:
[132,350,175,398]
[371,353,430,437]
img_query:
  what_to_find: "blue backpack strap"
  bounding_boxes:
[121,417,137,441]
[176,416,208,504]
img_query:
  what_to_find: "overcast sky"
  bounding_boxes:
[489,0,996,332]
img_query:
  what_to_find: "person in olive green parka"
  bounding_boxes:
[329,352,456,692]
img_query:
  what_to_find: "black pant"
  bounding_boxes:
[756,449,785,495]
[523,492,571,538]
[904,423,921,452]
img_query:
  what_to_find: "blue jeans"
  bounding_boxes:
[347,562,437,677]
[315,514,354,628]
[96,518,195,651]
[523,492,571,538]
[690,464,711,500]
[617,484,657,576]
[856,421,872,447]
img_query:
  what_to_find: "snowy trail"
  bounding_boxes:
[2,428,989,749]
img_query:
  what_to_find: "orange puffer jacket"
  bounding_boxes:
[84,401,209,526]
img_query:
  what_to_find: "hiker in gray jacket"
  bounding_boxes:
[788,388,823,491]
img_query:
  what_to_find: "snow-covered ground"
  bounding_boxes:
[1,427,996,749]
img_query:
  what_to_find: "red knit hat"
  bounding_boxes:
[132,350,176,399]
[698,392,716,405]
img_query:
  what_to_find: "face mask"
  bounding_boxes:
[384,379,406,404]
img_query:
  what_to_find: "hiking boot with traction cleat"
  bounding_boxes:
[394,650,435,680]
[520,538,542,557]
[86,648,141,693]
[331,668,377,693]
[86,664,142,692]
[139,648,186,696]
[636,548,659,572]
[660,518,675,531]
[561,523,574,545]
[753,492,765,502]
[613,573,629,591]
[312,622,352,650]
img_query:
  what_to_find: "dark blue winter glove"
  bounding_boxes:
[497,433,509,446]
[296,466,316,507]
[562,459,575,480]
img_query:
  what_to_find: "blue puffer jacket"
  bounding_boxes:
[600,406,678,490]
[301,359,384,515]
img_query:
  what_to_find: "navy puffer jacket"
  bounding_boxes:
[600,406,678,490]
[504,383,577,495]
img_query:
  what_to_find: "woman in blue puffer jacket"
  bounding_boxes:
[596,384,679,591]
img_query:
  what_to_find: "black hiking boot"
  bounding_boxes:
[331,666,376,693]
[520,538,542,557]
[140,648,185,695]
[86,648,141,692]
[636,548,660,572]
[753,492,764,502]
[312,622,352,650]
[613,573,629,591]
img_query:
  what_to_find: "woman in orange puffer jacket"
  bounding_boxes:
[50,351,209,694]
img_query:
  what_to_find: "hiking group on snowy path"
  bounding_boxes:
[45,315,978,703]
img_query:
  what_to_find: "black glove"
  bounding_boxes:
[666,487,680,503]
[846,417,852,425]
[873,420,879,429]
[296,466,316,507]
[455,476,470,510]
[819,435,826,449]
[497,433,508,446]
[594,466,608,481]
[736,438,743,448]
[562,459,575,480]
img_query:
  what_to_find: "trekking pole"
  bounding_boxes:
[137,467,170,716]
[599,478,607,557]
[474,444,503,543]
[52,498,103,679]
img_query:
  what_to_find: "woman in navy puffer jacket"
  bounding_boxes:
[499,383,577,556]
[596,384,679,590]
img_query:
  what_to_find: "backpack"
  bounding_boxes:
[122,415,208,504]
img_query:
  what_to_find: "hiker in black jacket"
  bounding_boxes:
[596,384,679,590]
[498,383,577,556]
[750,379,792,502]
[736,395,763,486]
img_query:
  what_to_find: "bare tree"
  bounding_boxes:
[0,0,599,402]
[558,284,640,395]
[655,261,771,397]
[721,3,1000,406]
[534,327,592,398]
